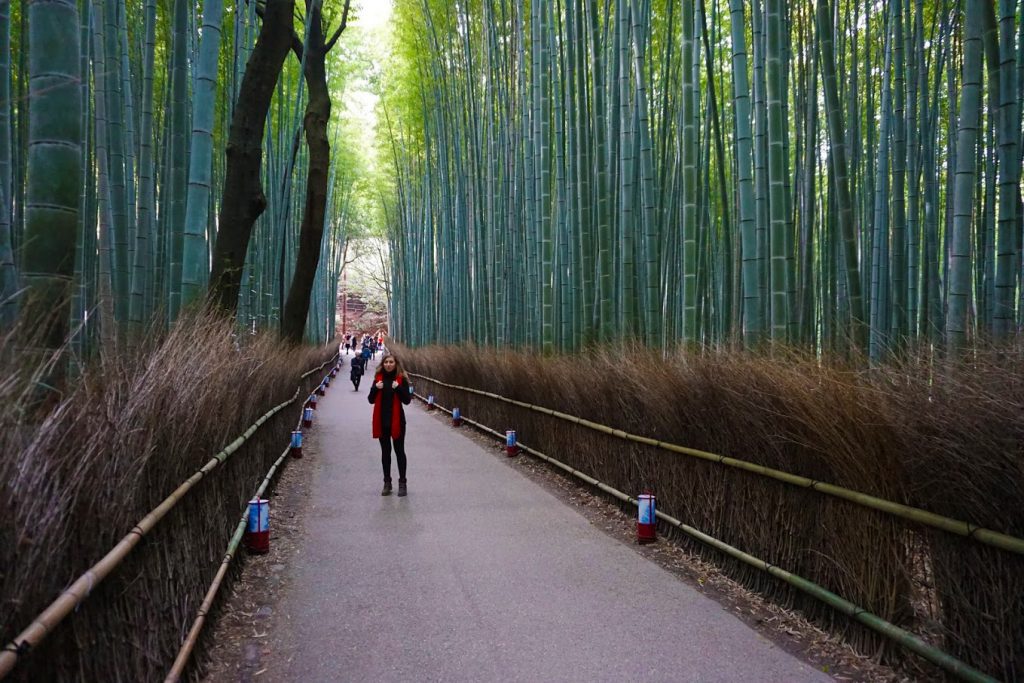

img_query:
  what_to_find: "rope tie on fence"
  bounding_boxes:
[2,642,29,658]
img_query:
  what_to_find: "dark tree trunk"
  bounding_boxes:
[207,0,295,313]
[280,1,349,344]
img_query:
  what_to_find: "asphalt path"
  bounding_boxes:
[260,356,830,682]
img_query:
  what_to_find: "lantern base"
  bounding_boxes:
[637,523,657,544]
[290,446,303,459]
[244,530,270,554]
[302,418,312,428]
[506,446,518,457]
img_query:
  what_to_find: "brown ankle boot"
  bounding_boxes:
[381,479,392,496]
[397,479,407,497]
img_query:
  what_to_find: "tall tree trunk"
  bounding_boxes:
[281,0,351,344]
[208,0,296,314]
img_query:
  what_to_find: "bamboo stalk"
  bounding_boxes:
[0,355,337,680]
[407,372,1024,556]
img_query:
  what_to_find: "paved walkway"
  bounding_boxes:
[261,358,829,682]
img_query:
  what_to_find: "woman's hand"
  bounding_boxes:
[375,380,384,389]
[391,381,399,389]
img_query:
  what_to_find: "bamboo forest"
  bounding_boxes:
[1,0,1023,681]
[386,0,1024,360]
[0,0,1022,358]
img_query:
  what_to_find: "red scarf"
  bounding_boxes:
[372,372,404,439]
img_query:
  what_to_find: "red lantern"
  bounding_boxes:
[244,499,270,554]
[637,491,656,544]
[506,429,518,456]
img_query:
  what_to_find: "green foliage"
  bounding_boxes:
[380,0,1024,360]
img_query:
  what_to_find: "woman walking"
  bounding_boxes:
[368,354,413,496]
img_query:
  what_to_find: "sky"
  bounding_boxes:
[356,0,393,30]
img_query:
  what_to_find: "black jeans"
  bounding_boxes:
[379,433,407,481]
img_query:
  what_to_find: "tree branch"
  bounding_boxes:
[254,1,305,60]
[325,0,352,52]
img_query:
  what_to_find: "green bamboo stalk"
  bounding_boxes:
[616,0,634,340]
[102,0,129,322]
[91,1,116,336]
[993,0,1019,337]
[729,0,759,346]
[537,0,553,352]
[869,2,895,363]
[946,0,984,353]
[0,0,15,328]
[129,0,156,326]
[166,0,189,321]
[182,0,226,308]
[890,0,907,347]
[20,0,82,354]
[71,0,94,357]
[588,0,613,342]
[765,0,789,344]
[680,0,697,342]
[815,0,865,350]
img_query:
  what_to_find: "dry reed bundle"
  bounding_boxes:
[0,311,335,681]
[397,343,1023,681]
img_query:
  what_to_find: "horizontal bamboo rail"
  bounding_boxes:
[166,412,309,682]
[0,355,337,680]
[409,373,1024,556]
[416,394,998,683]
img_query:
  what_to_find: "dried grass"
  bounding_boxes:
[398,343,1023,681]
[0,311,334,682]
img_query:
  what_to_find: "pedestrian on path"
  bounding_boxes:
[367,354,412,497]
[350,354,365,391]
